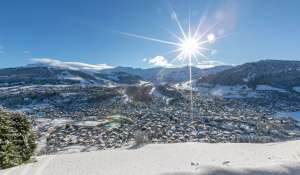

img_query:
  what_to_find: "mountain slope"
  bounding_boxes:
[0,63,231,87]
[199,60,300,89]
[0,66,102,86]
[102,65,232,83]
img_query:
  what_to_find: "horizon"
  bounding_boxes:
[0,0,300,68]
[3,58,300,70]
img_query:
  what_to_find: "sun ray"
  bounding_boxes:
[119,32,180,46]
[193,9,212,39]
[199,52,209,59]
[160,48,182,56]
[188,2,191,39]
[162,27,184,43]
[193,16,206,39]
[188,55,193,119]
[169,5,188,40]
[199,46,213,51]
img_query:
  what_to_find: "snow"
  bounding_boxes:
[2,141,300,175]
[139,80,150,85]
[180,83,292,99]
[122,93,131,103]
[293,86,300,93]
[179,81,193,90]
[174,82,256,98]
[74,121,103,127]
[51,118,73,127]
[149,87,162,97]
[0,85,71,91]
[56,145,87,154]
[208,85,256,98]
[148,86,173,104]
[175,83,258,99]
[174,80,199,91]
[243,73,256,83]
[57,71,91,84]
[256,85,287,93]
[119,89,131,103]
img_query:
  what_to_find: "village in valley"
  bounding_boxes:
[1,84,300,155]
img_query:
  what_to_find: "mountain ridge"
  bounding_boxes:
[0,63,232,87]
[198,59,300,89]
[2,59,300,89]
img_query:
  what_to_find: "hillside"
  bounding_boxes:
[0,66,103,86]
[199,60,300,89]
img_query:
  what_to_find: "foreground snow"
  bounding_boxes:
[2,141,300,175]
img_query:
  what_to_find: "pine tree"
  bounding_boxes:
[0,109,36,169]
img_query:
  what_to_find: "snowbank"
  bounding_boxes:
[2,141,300,175]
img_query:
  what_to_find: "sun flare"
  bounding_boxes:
[179,37,200,58]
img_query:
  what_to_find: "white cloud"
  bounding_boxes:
[147,56,223,69]
[31,58,113,71]
[142,58,147,62]
[195,59,223,69]
[148,56,173,67]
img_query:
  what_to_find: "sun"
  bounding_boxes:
[179,37,200,58]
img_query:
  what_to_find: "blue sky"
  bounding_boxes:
[0,0,300,68]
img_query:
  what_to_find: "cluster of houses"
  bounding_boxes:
[23,87,300,155]
[1,85,300,155]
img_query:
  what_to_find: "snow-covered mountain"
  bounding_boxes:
[0,65,148,87]
[0,61,231,87]
[29,58,113,71]
[3,59,300,90]
[101,65,232,84]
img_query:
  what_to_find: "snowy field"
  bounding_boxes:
[1,141,300,175]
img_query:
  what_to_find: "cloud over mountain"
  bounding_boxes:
[147,55,223,69]
[195,59,224,69]
[148,56,173,68]
[31,58,113,71]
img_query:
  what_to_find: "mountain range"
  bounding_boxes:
[1,59,300,90]
[0,62,231,87]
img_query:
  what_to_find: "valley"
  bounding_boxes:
[1,59,300,155]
